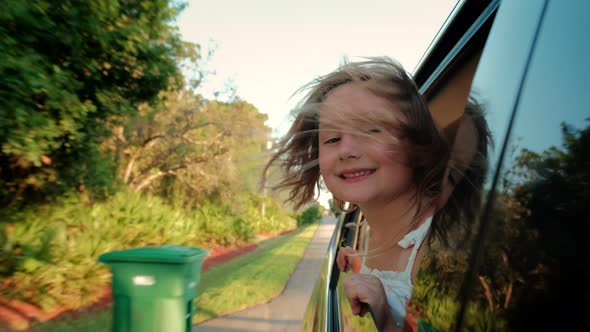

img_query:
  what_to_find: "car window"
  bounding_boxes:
[332,3,499,331]
[458,0,590,330]
[408,0,551,331]
[409,0,590,331]
[329,1,589,331]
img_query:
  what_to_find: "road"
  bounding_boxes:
[193,215,337,332]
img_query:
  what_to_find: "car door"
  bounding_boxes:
[330,0,506,330]
[305,0,589,330]
[452,0,590,330]
[411,0,590,331]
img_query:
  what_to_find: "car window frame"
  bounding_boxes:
[450,0,551,329]
[319,0,558,330]
[327,1,504,331]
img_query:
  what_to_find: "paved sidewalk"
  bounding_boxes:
[194,216,337,332]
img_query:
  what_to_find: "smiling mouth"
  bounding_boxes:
[339,169,376,179]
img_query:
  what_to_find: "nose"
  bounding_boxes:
[338,134,361,160]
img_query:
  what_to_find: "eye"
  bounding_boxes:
[324,137,341,144]
[368,128,381,134]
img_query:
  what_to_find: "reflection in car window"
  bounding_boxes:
[411,1,589,331]
[332,1,589,330]
[468,1,589,330]
[408,0,550,330]
[407,94,493,331]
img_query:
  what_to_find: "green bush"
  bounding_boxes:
[411,271,507,331]
[227,192,296,235]
[1,191,201,310]
[192,199,254,246]
[0,190,297,312]
[296,203,323,227]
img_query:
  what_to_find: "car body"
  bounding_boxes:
[303,0,590,330]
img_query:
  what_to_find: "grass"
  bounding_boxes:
[20,224,318,331]
[194,224,318,323]
[27,308,111,332]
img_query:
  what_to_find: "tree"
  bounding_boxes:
[416,121,590,330]
[474,121,590,327]
[112,89,271,208]
[0,0,194,207]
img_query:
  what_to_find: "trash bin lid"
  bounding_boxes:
[98,245,208,264]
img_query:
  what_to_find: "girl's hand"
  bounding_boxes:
[343,273,400,331]
[336,246,362,273]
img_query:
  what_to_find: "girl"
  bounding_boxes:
[339,97,492,332]
[265,57,450,331]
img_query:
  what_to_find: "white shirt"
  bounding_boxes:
[360,217,432,327]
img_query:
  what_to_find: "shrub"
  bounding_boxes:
[226,192,296,235]
[0,190,297,311]
[1,190,203,310]
[410,271,507,331]
[296,203,323,227]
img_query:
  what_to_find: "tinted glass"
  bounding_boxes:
[413,0,590,331]
[331,1,590,331]
[469,0,589,330]
[409,0,550,331]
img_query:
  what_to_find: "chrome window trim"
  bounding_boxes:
[418,0,501,95]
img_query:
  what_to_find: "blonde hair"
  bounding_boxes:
[265,58,449,224]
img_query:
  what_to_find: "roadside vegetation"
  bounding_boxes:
[28,309,110,332]
[2,191,297,312]
[194,224,318,323]
[3,1,585,331]
[25,223,320,331]
[0,1,325,330]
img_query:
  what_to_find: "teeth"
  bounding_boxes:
[343,170,372,178]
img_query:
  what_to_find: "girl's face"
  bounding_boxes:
[318,83,415,207]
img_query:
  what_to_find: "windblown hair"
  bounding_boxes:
[264,57,450,226]
[431,96,492,244]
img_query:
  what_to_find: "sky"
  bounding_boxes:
[176,0,459,207]
[177,0,458,135]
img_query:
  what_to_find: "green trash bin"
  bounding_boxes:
[98,245,208,332]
